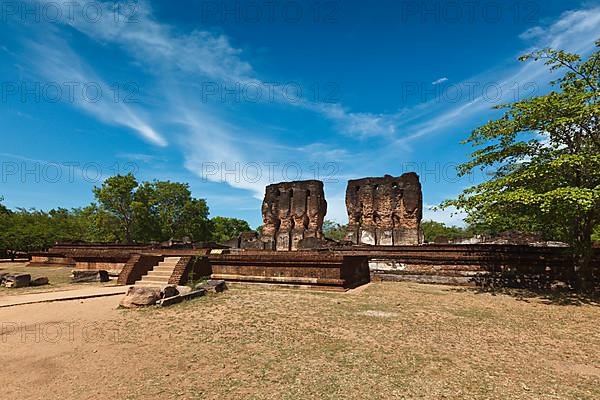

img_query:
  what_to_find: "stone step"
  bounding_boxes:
[134,282,166,288]
[133,257,181,287]
[155,264,177,270]
[153,265,176,271]
[157,261,179,267]
[139,278,170,285]
[146,271,173,278]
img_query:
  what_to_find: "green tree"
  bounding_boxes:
[181,198,211,242]
[593,225,600,242]
[421,220,467,243]
[134,181,211,242]
[0,196,9,215]
[210,216,251,243]
[75,204,121,243]
[442,41,600,291]
[93,174,139,243]
[0,202,93,257]
[322,220,348,241]
[0,197,11,258]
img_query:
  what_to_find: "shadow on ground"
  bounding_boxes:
[451,285,600,307]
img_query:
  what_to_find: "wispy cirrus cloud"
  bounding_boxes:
[11,1,600,224]
[20,26,166,147]
[387,6,600,147]
[20,0,361,198]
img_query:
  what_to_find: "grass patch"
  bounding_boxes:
[3,281,600,399]
[0,263,114,295]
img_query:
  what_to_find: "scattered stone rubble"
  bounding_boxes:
[0,273,49,288]
[119,286,162,308]
[119,280,227,308]
[71,270,109,283]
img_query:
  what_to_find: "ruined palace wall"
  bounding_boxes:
[261,180,327,251]
[345,173,423,246]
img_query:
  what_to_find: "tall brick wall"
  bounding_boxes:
[346,173,423,246]
[261,180,327,251]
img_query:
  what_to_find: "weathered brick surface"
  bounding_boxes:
[261,180,327,251]
[117,254,164,285]
[338,244,600,288]
[28,253,75,267]
[168,256,213,285]
[209,252,369,290]
[346,173,422,245]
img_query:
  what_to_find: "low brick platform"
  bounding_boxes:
[208,251,370,291]
[339,244,600,288]
[28,253,75,267]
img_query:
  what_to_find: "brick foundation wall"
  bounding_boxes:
[337,244,600,288]
[168,257,213,285]
[117,254,165,285]
[209,252,370,289]
[28,254,75,267]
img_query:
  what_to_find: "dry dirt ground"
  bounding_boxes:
[1,282,599,400]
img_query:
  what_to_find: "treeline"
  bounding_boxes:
[0,174,251,257]
[323,219,474,243]
[324,219,600,244]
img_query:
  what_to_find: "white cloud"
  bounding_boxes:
[391,6,600,147]
[423,204,467,227]
[432,77,448,85]
[519,26,546,41]
[115,153,162,163]
[22,29,166,147]
[14,0,600,210]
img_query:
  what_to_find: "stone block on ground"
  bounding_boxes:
[120,286,162,308]
[3,274,31,288]
[71,270,109,283]
[157,294,182,307]
[176,285,192,295]
[162,285,179,299]
[157,288,206,307]
[30,277,49,286]
[197,279,227,293]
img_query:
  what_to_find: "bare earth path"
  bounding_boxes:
[1,282,599,400]
[0,286,128,307]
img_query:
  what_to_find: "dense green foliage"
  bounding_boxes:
[93,174,212,243]
[0,175,252,255]
[0,196,9,215]
[322,220,348,241]
[442,41,600,290]
[0,206,88,257]
[421,221,468,243]
[210,217,252,243]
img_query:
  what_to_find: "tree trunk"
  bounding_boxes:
[125,228,132,244]
[573,220,595,293]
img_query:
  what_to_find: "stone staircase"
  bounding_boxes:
[135,257,180,287]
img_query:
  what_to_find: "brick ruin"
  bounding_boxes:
[261,180,328,251]
[345,173,423,245]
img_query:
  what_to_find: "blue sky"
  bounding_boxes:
[1,0,600,228]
